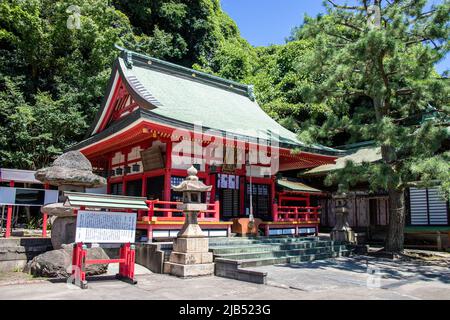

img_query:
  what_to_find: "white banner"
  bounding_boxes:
[0,187,58,206]
[75,210,136,243]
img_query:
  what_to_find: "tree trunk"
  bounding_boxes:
[385,188,405,253]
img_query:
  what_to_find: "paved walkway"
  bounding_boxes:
[0,256,448,300]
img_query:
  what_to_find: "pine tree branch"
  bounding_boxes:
[326,0,365,11]
[405,38,430,46]
[412,10,436,22]
[325,32,354,43]
[338,21,363,32]
[395,88,414,95]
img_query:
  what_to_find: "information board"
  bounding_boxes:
[75,210,137,243]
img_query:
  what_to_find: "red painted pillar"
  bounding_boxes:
[107,152,113,194]
[5,181,14,238]
[42,183,50,238]
[141,175,147,198]
[240,176,245,216]
[147,226,153,242]
[122,150,128,196]
[214,200,220,221]
[210,173,216,203]
[272,203,278,222]
[164,141,172,202]
[271,175,276,218]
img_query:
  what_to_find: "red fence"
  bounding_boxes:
[143,200,220,221]
[272,204,320,223]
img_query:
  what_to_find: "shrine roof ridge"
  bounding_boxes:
[115,45,253,98]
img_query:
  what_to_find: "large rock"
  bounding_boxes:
[51,216,77,249]
[25,244,110,278]
[35,151,106,187]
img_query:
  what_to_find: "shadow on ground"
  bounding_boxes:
[267,255,450,286]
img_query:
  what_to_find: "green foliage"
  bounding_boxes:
[0,0,252,168]
[292,0,449,198]
[243,41,337,140]
[113,0,251,71]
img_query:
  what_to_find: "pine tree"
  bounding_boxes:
[295,0,449,253]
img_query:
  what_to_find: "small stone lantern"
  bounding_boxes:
[164,166,214,277]
[171,165,212,238]
[331,190,355,243]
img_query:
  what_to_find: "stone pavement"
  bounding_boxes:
[0,256,448,300]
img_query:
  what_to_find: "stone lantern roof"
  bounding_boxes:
[35,151,106,188]
[171,166,212,193]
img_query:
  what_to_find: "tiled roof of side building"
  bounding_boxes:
[301,146,382,176]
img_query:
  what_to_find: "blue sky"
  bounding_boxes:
[220,0,449,75]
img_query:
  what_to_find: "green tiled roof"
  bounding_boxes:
[301,146,382,176]
[116,51,339,154]
[72,47,343,156]
[277,179,322,193]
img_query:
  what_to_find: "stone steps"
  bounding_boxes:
[210,236,352,284]
[210,240,339,255]
[214,245,348,261]
[208,236,318,247]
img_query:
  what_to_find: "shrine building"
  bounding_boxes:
[68,47,342,240]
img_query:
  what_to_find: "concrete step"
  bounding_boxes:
[0,245,52,254]
[0,237,52,247]
[210,240,341,255]
[214,250,351,284]
[208,236,319,246]
[214,245,348,261]
[208,239,267,246]
[238,250,351,268]
[210,244,279,255]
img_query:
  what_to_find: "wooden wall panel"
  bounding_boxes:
[357,198,369,227]
[378,199,387,225]
[328,199,335,227]
[347,196,355,226]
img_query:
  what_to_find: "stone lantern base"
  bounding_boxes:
[331,228,355,243]
[164,237,214,277]
[164,211,214,277]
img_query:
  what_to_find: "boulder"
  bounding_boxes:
[25,244,110,278]
[35,151,106,188]
[50,216,77,250]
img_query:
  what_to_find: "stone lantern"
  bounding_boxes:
[331,190,355,243]
[35,151,106,249]
[164,166,214,277]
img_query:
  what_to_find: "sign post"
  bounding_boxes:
[63,192,148,289]
[71,209,138,289]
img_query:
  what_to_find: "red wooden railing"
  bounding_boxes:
[272,204,320,223]
[143,200,220,222]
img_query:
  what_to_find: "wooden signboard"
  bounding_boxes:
[140,145,164,171]
[75,210,137,243]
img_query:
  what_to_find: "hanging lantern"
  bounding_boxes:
[125,166,131,174]
[115,167,123,175]
[110,170,115,177]
[132,163,140,172]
